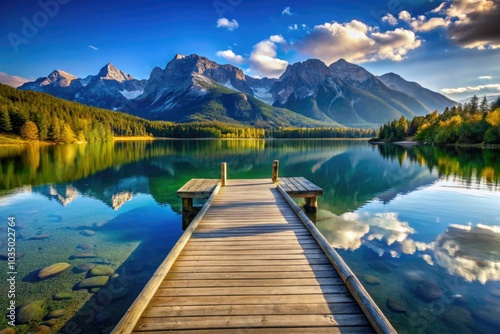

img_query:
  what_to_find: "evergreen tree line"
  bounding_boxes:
[0,84,375,142]
[374,95,500,144]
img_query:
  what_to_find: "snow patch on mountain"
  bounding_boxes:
[119,89,144,100]
[251,87,274,104]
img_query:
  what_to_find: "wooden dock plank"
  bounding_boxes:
[159,277,344,288]
[141,303,363,317]
[133,328,375,334]
[148,294,358,306]
[134,314,370,331]
[115,178,387,334]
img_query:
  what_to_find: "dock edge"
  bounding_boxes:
[277,184,397,334]
[111,182,222,334]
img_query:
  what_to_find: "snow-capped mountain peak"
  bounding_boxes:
[41,70,78,87]
[95,63,134,82]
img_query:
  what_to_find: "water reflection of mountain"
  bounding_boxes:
[3,140,500,215]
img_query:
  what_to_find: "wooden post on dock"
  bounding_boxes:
[272,160,279,183]
[221,162,227,187]
[304,196,318,213]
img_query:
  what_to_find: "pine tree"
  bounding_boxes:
[470,95,479,113]
[60,124,76,143]
[48,118,61,142]
[20,121,39,140]
[480,96,489,113]
[0,108,12,132]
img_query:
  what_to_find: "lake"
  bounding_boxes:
[0,139,499,334]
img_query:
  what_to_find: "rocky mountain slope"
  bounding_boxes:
[18,54,456,127]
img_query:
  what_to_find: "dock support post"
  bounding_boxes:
[304,197,318,213]
[182,198,193,212]
[272,160,279,183]
[221,162,227,187]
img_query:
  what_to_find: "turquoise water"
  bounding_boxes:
[0,140,499,333]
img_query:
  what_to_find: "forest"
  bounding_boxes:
[375,95,500,144]
[0,84,374,142]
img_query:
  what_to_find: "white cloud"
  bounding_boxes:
[399,10,412,22]
[294,20,421,64]
[216,36,288,78]
[0,72,30,88]
[88,45,99,51]
[248,36,288,78]
[269,34,286,43]
[288,23,308,31]
[282,6,292,16]
[405,1,500,49]
[398,11,449,32]
[431,2,447,14]
[441,83,500,94]
[478,76,492,80]
[215,49,245,64]
[382,13,398,26]
[216,18,239,31]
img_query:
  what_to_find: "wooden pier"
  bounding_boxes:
[112,162,395,334]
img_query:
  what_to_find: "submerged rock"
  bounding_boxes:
[442,306,473,328]
[415,281,443,302]
[96,311,111,324]
[89,265,115,277]
[45,309,66,319]
[363,274,381,285]
[31,325,52,334]
[73,263,96,273]
[69,252,97,260]
[474,305,500,327]
[387,298,407,313]
[53,292,74,300]
[29,233,51,240]
[111,286,130,301]
[0,328,16,334]
[484,295,500,306]
[489,288,500,298]
[16,300,45,324]
[37,263,71,280]
[75,276,109,290]
[42,318,58,327]
[80,229,96,236]
[368,260,392,273]
[76,243,92,250]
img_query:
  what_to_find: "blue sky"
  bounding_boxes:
[0,0,499,100]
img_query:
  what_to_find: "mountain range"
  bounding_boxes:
[19,54,456,127]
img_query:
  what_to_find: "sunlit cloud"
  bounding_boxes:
[398,10,449,32]
[382,13,398,26]
[294,20,421,64]
[88,45,99,51]
[216,18,239,31]
[0,71,30,88]
[401,1,500,49]
[216,35,288,78]
[248,35,288,78]
[215,50,245,64]
[441,83,500,94]
[478,75,492,80]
